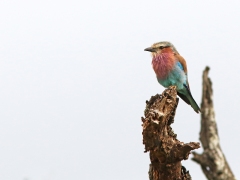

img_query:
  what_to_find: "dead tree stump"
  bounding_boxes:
[142,86,200,180]
[192,67,236,180]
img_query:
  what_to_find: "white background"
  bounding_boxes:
[0,1,239,180]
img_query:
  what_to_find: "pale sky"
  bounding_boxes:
[0,1,240,180]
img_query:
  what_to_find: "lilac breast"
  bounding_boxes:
[152,53,175,79]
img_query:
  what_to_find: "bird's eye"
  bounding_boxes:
[159,46,164,49]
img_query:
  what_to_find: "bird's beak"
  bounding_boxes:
[144,47,155,52]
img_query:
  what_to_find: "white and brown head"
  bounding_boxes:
[144,41,179,57]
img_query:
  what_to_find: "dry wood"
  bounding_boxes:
[192,67,236,180]
[142,86,200,180]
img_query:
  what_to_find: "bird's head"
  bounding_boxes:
[144,41,178,57]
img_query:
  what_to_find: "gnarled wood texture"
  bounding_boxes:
[142,86,200,180]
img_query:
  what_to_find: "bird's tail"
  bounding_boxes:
[184,85,201,113]
[178,85,201,113]
[188,93,201,113]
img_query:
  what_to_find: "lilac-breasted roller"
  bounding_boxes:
[144,41,201,113]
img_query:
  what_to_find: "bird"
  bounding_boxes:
[144,41,201,113]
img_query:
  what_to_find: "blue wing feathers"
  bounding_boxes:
[177,61,184,70]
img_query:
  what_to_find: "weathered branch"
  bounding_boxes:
[192,67,236,180]
[142,86,200,180]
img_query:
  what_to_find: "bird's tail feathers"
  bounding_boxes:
[188,94,201,113]
[177,92,190,105]
[183,85,201,113]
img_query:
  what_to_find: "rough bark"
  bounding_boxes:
[142,86,200,180]
[192,67,236,180]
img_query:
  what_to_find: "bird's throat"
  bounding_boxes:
[152,53,175,79]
